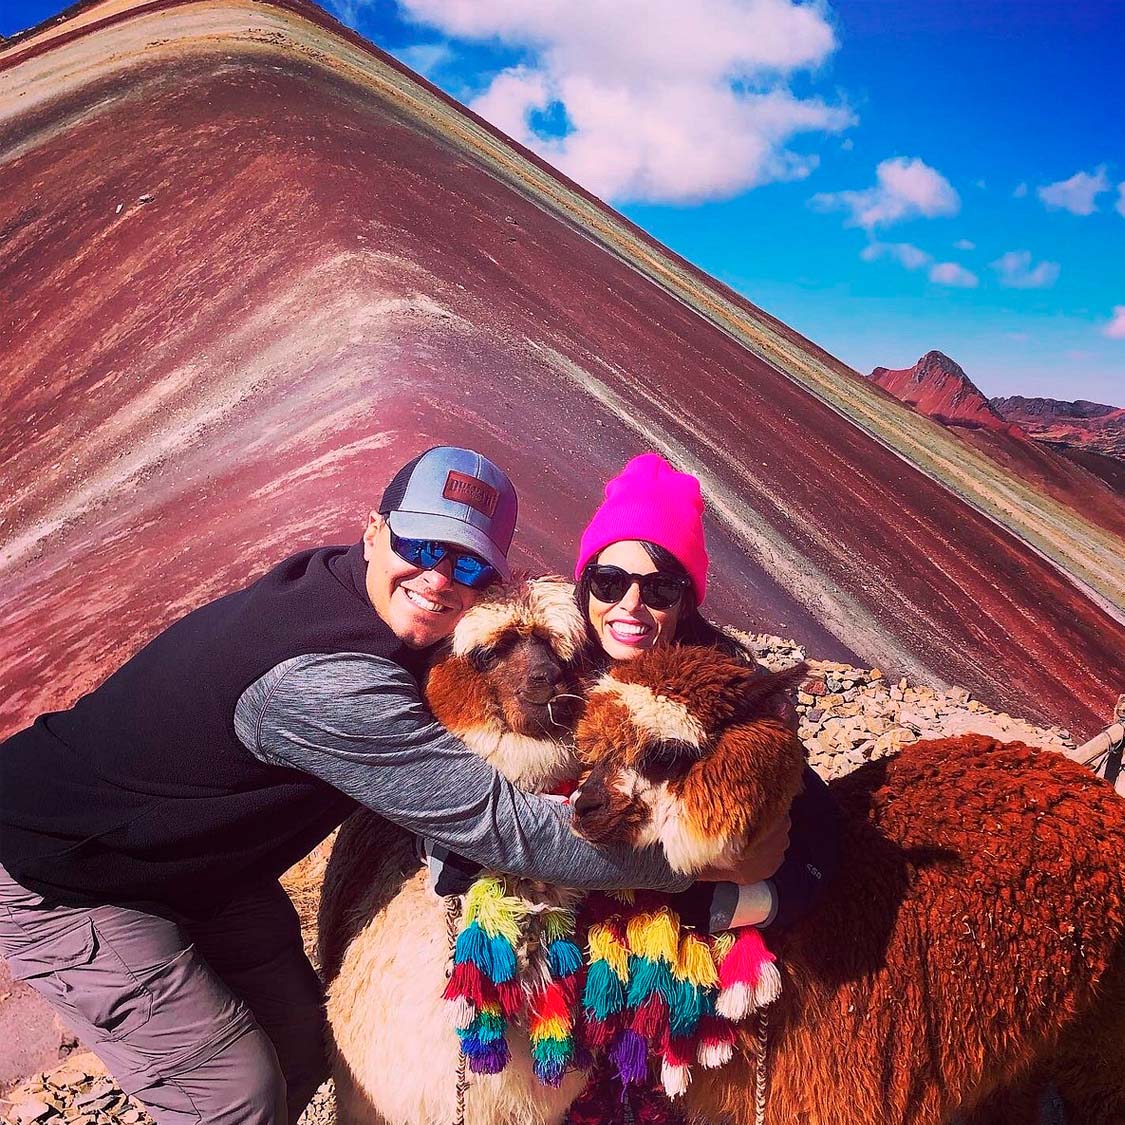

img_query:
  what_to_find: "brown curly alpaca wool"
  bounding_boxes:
[573,649,1125,1125]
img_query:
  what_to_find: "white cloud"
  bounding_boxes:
[860,241,931,269]
[1013,182,1028,198]
[812,157,959,230]
[1038,166,1109,215]
[954,238,975,250]
[990,250,1060,289]
[1105,306,1125,340]
[1117,182,1125,218]
[929,262,978,288]
[398,0,854,203]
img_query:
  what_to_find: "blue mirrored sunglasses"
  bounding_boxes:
[390,532,499,590]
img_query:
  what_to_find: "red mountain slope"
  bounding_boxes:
[1,0,1123,743]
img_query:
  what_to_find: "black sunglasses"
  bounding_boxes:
[390,532,499,590]
[585,564,690,610]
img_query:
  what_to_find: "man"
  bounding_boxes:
[0,447,789,1125]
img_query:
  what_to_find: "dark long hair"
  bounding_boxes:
[576,541,754,668]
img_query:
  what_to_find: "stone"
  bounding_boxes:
[11,1101,51,1123]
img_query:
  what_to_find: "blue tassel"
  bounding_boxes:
[454,922,491,971]
[487,932,518,983]
[547,938,583,979]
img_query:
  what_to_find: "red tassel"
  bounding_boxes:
[664,1034,697,1068]
[496,979,524,1019]
[443,962,496,1007]
[697,1014,737,1047]
[558,973,580,1007]
[631,993,668,1040]
[530,978,572,1023]
[583,1016,616,1050]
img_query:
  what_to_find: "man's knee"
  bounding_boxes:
[134,1024,288,1125]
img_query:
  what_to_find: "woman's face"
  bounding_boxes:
[587,540,683,662]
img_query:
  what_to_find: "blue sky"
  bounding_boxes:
[5,1,1123,403]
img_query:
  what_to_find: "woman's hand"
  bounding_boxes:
[696,813,791,883]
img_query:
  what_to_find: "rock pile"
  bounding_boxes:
[3,1055,147,1125]
[741,633,1076,779]
[1,1054,334,1125]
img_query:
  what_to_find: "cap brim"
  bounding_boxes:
[387,511,512,582]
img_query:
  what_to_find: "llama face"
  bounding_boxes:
[571,650,808,874]
[426,576,590,790]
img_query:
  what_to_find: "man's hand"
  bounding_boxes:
[696,813,791,883]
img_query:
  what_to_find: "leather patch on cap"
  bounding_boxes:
[443,470,499,517]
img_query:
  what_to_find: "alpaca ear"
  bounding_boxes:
[740,662,809,719]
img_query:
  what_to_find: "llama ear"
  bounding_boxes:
[740,662,809,718]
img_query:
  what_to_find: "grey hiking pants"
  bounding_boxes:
[0,864,328,1124]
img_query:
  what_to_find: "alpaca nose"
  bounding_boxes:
[573,788,605,817]
[528,664,563,687]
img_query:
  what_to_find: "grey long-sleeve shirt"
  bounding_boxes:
[233,651,692,893]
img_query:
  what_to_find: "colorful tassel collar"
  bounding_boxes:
[442,877,780,1100]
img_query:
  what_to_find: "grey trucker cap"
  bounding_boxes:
[378,447,518,581]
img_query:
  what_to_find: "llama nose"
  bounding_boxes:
[528,665,563,687]
[573,788,605,818]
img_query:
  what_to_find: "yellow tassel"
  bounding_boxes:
[530,1015,571,1041]
[675,933,720,987]
[465,876,528,944]
[625,912,654,955]
[712,932,736,964]
[588,923,631,982]
[628,908,679,963]
[477,1001,503,1018]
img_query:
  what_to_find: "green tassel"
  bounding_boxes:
[475,1010,506,1041]
[532,1036,573,1065]
[583,958,625,1020]
[669,976,709,1037]
[627,956,674,1008]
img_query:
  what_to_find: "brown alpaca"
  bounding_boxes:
[319,577,591,1125]
[572,645,1125,1125]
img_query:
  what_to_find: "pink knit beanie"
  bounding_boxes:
[574,453,709,603]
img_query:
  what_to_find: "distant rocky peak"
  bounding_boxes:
[868,351,1016,433]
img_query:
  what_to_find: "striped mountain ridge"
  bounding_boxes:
[1,0,1123,741]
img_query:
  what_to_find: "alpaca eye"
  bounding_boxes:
[468,646,500,672]
[637,740,698,782]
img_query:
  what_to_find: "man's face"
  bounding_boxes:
[362,513,485,648]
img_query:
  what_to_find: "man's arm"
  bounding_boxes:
[234,652,690,893]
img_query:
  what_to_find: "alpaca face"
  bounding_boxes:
[470,630,583,738]
[571,650,808,874]
[425,576,590,790]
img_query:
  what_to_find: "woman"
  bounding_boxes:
[572,451,840,932]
